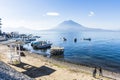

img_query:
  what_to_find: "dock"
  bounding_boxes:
[50,46,64,55]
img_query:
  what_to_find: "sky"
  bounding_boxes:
[0,0,120,30]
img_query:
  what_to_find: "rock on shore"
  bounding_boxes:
[0,61,34,80]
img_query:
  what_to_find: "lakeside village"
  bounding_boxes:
[0,30,64,55]
[0,18,119,80]
[0,18,64,56]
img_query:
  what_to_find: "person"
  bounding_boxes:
[93,67,97,78]
[99,67,103,76]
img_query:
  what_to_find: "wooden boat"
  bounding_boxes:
[50,46,64,55]
[31,41,52,49]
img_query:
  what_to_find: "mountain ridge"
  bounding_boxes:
[2,20,115,33]
[51,20,106,32]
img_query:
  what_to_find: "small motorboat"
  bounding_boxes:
[83,38,91,41]
[23,38,36,44]
[63,37,67,41]
[31,41,52,49]
[0,36,7,41]
[74,38,77,43]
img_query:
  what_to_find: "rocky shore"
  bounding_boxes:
[0,61,34,80]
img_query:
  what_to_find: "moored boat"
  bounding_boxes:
[83,38,91,41]
[50,46,64,55]
[31,41,52,49]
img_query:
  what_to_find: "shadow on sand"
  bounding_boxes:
[14,62,56,78]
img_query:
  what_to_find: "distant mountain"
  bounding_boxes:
[2,20,113,33]
[51,20,107,32]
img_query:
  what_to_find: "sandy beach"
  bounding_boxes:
[0,41,119,80]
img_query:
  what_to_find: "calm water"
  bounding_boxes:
[24,31,120,72]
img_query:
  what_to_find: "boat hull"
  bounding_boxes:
[32,44,52,49]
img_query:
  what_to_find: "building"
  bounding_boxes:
[11,32,19,38]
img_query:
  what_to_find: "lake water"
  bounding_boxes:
[24,31,120,72]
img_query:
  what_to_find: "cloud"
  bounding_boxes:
[45,12,60,16]
[88,11,95,17]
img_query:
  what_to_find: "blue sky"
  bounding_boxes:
[0,0,120,30]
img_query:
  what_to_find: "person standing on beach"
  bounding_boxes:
[93,67,97,78]
[99,67,103,76]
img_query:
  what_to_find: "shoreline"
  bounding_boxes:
[52,57,120,74]
[24,51,120,79]
[0,40,119,80]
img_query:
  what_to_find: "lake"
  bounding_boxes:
[24,31,120,72]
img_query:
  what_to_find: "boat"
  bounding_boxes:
[31,41,52,49]
[50,46,64,55]
[83,38,91,41]
[74,38,77,42]
[0,36,7,41]
[23,38,36,44]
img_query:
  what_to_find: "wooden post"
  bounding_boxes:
[10,44,12,63]
[18,44,21,62]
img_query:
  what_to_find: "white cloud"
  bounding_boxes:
[88,11,95,17]
[45,12,60,16]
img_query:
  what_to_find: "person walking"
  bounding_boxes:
[93,67,97,78]
[99,67,103,77]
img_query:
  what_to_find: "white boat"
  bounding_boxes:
[23,38,36,44]
[31,41,52,49]
[0,36,7,41]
